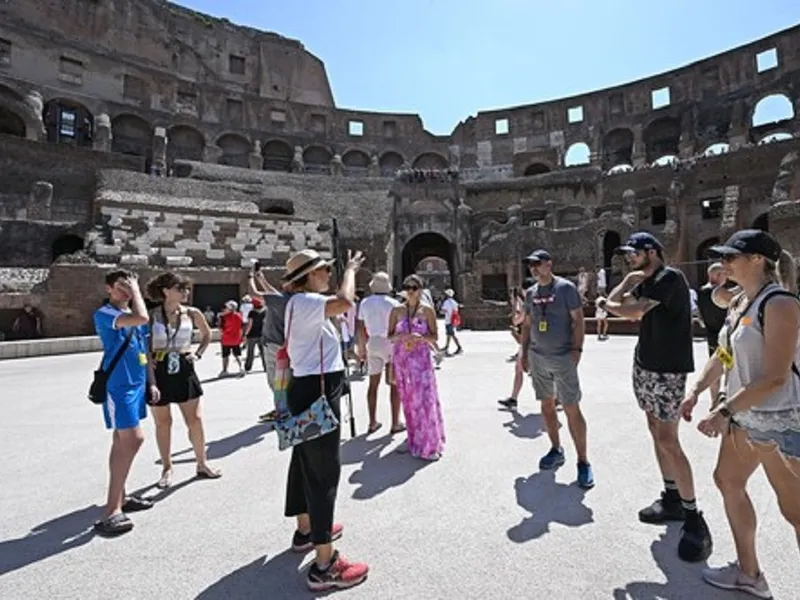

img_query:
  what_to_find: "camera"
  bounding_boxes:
[252,260,261,272]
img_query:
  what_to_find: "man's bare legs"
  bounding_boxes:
[646,414,696,503]
[540,397,587,462]
[104,427,145,519]
[367,367,402,432]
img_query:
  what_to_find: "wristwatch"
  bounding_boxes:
[718,401,734,418]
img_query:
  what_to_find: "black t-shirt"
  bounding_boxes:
[247,308,267,339]
[632,265,694,373]
[696,283,728,336]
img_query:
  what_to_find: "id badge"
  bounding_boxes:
[138,352,148,366]
[715,346,734,369]
[167,351,180,375]
[538,320,548,333]
[154,350,166,362]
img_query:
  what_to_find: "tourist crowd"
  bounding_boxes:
[88,226,799,596]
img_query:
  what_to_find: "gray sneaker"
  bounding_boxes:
[702,562,772,598]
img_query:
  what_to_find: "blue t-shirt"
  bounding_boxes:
[524,276,582,357]
[93,303,149,392]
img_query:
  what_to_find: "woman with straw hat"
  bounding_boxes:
[281,248,370,592]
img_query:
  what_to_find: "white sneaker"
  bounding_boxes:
[702,562,772,598]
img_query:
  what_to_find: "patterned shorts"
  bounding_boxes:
[632,362,687,422]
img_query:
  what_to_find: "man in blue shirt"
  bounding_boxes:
[93,270,158,535]
[518,250,594,489]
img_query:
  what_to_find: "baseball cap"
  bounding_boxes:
[617,232,664,254]
[707,229,781,262]
[525,249,552,263]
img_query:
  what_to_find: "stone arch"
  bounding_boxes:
[523,162,551,176]
[303,145,333,171]
[759,132,793,144]
[608,164,633,174]
[696,237,719,284]
[111,114,153,170]
[401,232,456,292]
[602,128,634,170]
[379,150,404,175]
[342,149,370,169]
[643,116,681,163]
[602,230,621,269]
[43,98,94,147]
[752,212,769,232]
[564,142,591,167]
[412,152,449,170]
[216,133,250,168]
[51,233,84,261]
[652,155,678,167]
[751,93,794,128]
[704,142,730,156]
[0,106,26,137]
[262,139,293,172]
[167,124,205,163]
[0,84,43,140]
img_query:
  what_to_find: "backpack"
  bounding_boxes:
[756,289,800,378]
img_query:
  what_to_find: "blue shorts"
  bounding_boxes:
[746,427,800,460]
[103,385,147,431]
[445,324,455,336]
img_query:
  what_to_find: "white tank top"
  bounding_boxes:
[151,307,194,351]
[722,282,800,432]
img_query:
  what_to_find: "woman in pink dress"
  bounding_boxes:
[388,275,446,461]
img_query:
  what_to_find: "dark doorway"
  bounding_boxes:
[0,106,26,137]
[752,212,769,232]
[192,284,240,314]
[51,234,84,261]
[602,231,621,269]
[696,237,719,285]
[400,232,456,294]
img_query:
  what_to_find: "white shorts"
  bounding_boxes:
[367,336,392,376]
[595,308,608,320]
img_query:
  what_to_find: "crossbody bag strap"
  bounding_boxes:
[319,330,325,397]
[105,327,135,376]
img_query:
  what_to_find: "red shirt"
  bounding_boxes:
[220,312,244,346]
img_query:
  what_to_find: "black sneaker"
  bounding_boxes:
[678,512,713,562]
[292,523,343,553]
[638,492,685,524]
[498,398,518,409]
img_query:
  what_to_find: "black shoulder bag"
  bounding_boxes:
[756,289,800,378]
[88,328,135,404]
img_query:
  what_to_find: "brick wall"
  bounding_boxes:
[0,134,143,222]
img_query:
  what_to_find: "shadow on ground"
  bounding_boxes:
[501,411,544,440]
[507,469,594,542]
[0,505,98,576]
[342,433,433,500]
[163,423,272,466]
[612,526,727,600]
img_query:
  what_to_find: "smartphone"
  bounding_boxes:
[252,260,261,272]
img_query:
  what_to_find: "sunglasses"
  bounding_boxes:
[172,284,190,292]
[403,285,420,291]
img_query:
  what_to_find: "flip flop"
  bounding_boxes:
[94,513,134,536]
[157,469,173,489]
[390,424,407,434]
[367,422,383,434]
[122,496,154,513]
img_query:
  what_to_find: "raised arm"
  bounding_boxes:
[114,277,149,328]
[603,271,664,321]
[324,251,365,318]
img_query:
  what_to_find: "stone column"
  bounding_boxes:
[545,200,558,229]
[27,181,54,220]
[152,126,167,174]
[727,100,749,150]
[249,141,263,170]
[203,145,223,164]
[631,124,646,168]
[23,90,45,141]
[93,113,112,152]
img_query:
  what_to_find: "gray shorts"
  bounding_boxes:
[264,342,281,391]
[529,351,582,405]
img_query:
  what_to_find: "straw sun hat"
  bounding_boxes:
[283,249,335,284]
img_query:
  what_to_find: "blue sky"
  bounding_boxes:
[177,0,800,135]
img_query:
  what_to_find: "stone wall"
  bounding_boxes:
[0,220,87,267]
[0,134,143,222]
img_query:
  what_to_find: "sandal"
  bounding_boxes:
[94,513,134,536]
[390,423,406,434]
[122,496,154,513]
[196,465,222,479]
[367,422,382,434]
[157,469,173,489]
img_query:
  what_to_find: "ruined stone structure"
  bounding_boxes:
[1,1,800,335]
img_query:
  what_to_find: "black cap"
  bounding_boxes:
[708,229,782,262]
[617,232,664,254]
[525,249,552,263]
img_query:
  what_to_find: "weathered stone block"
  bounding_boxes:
[95,244,121,256]
[160,248,186,257]
[166,256,193,267]
[120,254,149,267]
[206,249,225,260]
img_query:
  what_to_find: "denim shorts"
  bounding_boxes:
[746,427,800,460]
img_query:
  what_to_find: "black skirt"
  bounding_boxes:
[153,352,203,405]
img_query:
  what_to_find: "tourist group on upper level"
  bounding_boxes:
[89,225,799,595]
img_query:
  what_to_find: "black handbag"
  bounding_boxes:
[88,328,135,404]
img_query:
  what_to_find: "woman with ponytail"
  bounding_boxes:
[680,230,800,597]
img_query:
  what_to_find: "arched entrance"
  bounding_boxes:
[400,232,456,296]
[0,106,25,137]
[51,234,84,261]
[43,98,93,147]
[696,237,719,284]
[602,231,621,269]
[752,212,769,231]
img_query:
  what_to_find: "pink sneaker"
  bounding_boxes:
[291,523,343,553]
[307,550,369,591]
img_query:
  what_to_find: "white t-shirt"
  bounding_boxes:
[596,269,607,289]
[421,289,434,307]
[240,302,253,321]
[284,293,345,377]
[358,294,400,338]
[442,298,459,325]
